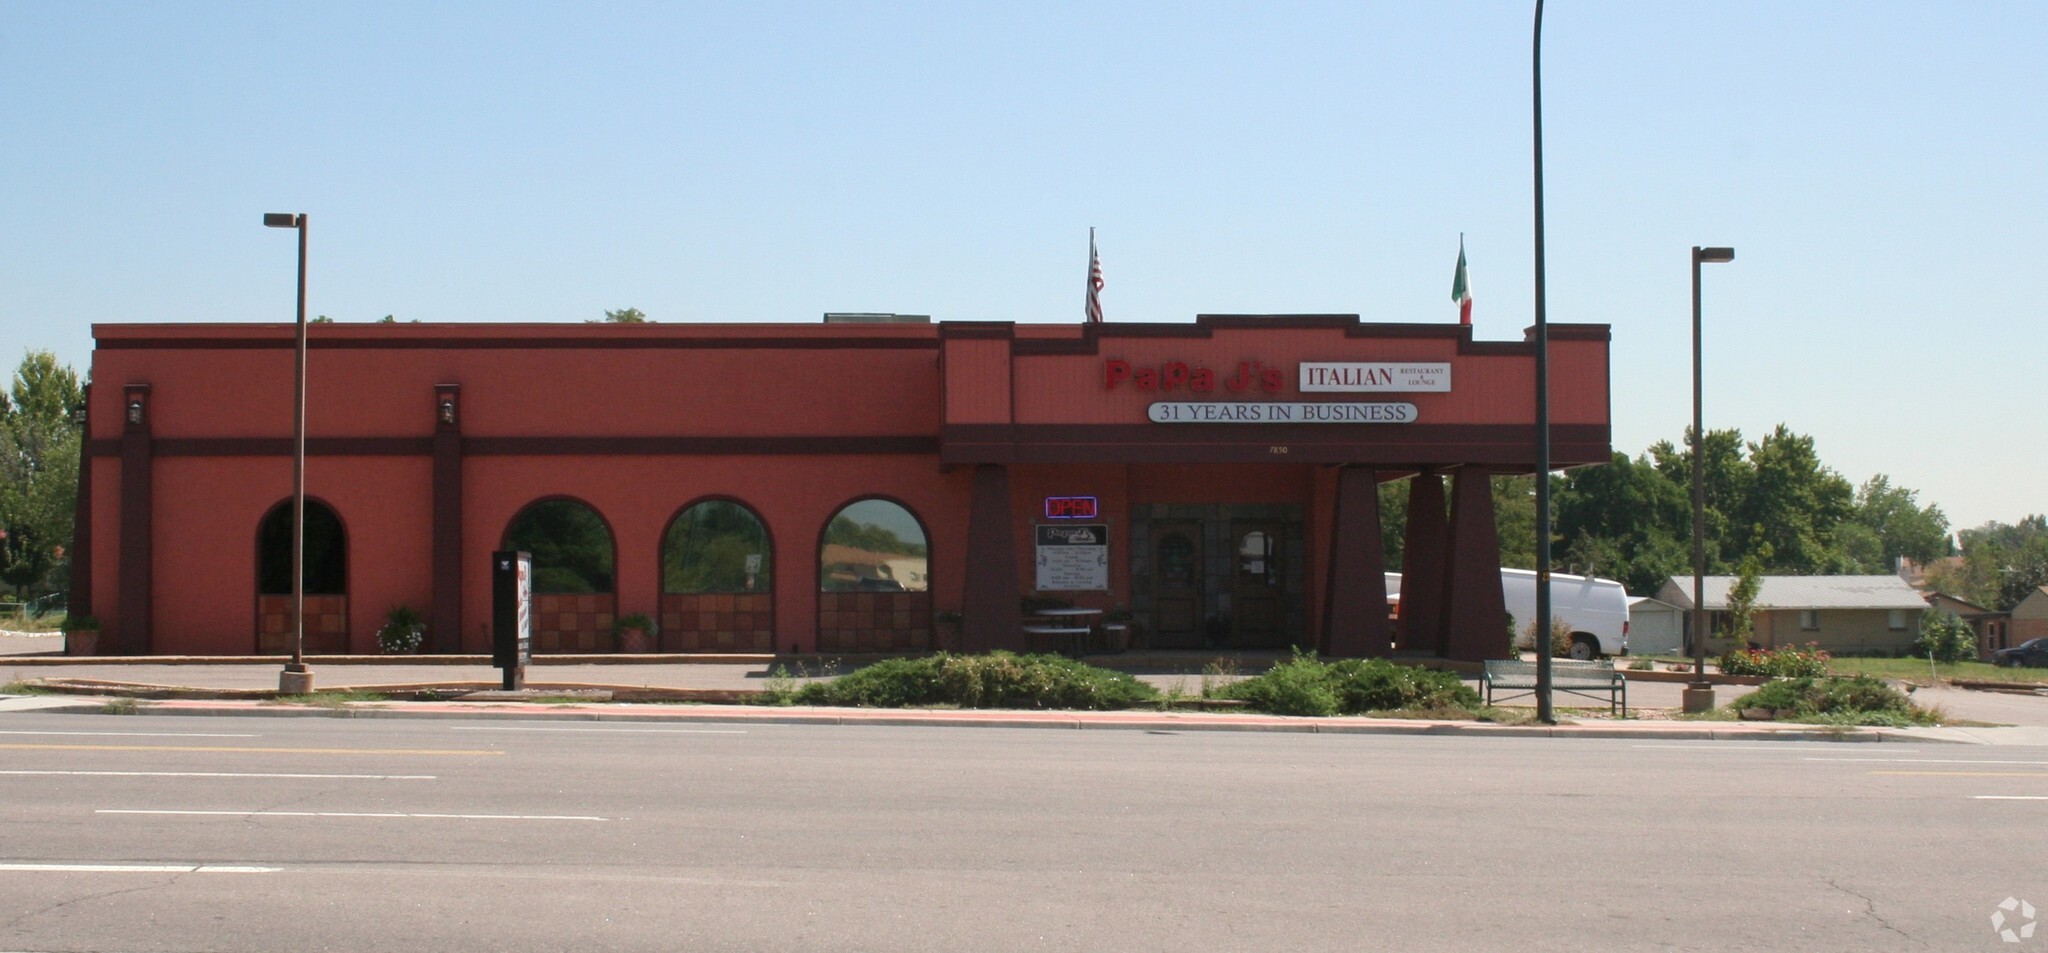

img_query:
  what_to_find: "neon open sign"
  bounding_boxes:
[1043,496,1099,520]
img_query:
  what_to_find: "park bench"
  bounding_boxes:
[1481,658,1627,716]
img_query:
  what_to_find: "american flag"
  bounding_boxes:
[1085,228,1104,323]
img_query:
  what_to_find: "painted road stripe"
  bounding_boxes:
[0,730,260,738]
[1814,758,2048,765]
[0,863,278,873]
[1871,771,2048,777]
[99,810,606,821]
[449,726,746,734]
[1630,744,1917,752]
[0,743,500,756]
[0,770,434,780]
[1974,796,2048,801]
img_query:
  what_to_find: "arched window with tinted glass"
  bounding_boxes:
[503,498,617,653]
[817,498,932,652]
[660,499,773,652]
[255,498,349,654]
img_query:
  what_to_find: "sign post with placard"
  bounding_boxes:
[491,550,532,690]
[1035,524,1110,592]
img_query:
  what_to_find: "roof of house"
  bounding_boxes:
[1658,574,1929,612]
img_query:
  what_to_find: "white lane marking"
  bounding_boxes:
[1810,758,2048,765]
[448,726,746,734]
[0,770,434,780]
[0,863,278,873]
[1974,796,2048,801]
[98,810,606,821]
[1630,744,1921,752]
[0,730,260,738]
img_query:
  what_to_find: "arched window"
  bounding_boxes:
[663,500,771,594]
[503,499,615,594]
[820,499,928,592]
[258,500,347,595]
[502,499,617,654]
[255,499,348,654]
[817,498,932,653]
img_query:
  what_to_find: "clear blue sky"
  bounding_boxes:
[3,2,2041,532]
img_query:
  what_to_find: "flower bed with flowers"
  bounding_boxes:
[1718,643,1831,678]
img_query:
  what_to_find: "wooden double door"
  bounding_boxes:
[1147,519,1287,650]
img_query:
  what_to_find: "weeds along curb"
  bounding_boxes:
[19,696,1939,742]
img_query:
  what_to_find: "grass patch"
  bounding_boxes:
[1826,657,2048,685]
[790,652,1158,710]
[272,691,390,708]
[3,678,53,695]
[99,697,139,715]
[1216,652,1481,717]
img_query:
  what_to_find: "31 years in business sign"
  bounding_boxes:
[1104,360,1451,424]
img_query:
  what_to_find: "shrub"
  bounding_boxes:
[792,652,1158,710]
[1913,612,1977,664]
[1220,651,1481,717]
[1513,616,1573,659]
[376,606,424,654]
[1719,643,1830,678]
[1731,674,1931,725]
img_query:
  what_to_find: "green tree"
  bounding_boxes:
[1846,476,1952,570]
[1723,550,1766,645]
[0,352,84,597]
[1736,425,1855,573]
[592,307,649,324]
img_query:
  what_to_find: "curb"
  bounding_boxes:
[1,692,1928,742]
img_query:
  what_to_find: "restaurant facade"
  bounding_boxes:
[72,314,1611,661]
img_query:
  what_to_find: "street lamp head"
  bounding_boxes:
[263,213,302,229]
[1695,246,1735,264]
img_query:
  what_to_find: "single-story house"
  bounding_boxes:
[1625,595,1684,656]
[2012,586,2048,645]
[1655,575,1927,656]
[1922,592,2010,660]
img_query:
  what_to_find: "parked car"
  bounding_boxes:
[1993,638,2048,668]
[1384,568,1630,660]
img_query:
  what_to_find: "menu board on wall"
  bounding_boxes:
[1035,524,1109,592]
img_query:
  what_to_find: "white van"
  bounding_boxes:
[1384,569,1629,660]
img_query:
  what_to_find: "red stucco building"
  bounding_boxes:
[73,315,1610,660]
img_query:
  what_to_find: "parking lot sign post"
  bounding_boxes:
[492,551,531,691]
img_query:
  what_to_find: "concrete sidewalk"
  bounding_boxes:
[9,631,2047,743]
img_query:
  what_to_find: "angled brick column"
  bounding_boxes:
[430,384,463,654]
[1397,473,1450,654]
[960,464,1021,653]
[116,384,153,655]
[1444,466,1509,662]
[1322,466,1388,658]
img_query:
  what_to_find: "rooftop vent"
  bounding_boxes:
[823,312,930,324]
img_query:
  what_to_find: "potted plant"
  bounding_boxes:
[62,614,101,656]
[377,605,425,654]
[615,613,655,653]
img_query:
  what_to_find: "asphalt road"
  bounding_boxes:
[2,711,2043,952]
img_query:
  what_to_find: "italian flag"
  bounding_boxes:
[1451,236,1472,326]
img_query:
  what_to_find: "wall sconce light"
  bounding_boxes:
[126,399,144,426]
[438,398,456,425]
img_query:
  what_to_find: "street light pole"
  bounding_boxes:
[263,212,313,695]
[1683,245,1734,714]
[1531,0,1554,723]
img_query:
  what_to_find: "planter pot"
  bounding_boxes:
[619,628,652,653]
[68,631,100,656]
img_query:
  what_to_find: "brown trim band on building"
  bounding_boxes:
[95,335,941,352]
[87,435,944,458]
[1005,315,1610,356]
[938,423,1610,468]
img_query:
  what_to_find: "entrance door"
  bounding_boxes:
[1231,521,1285,648]
[1150,521,1203,649]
